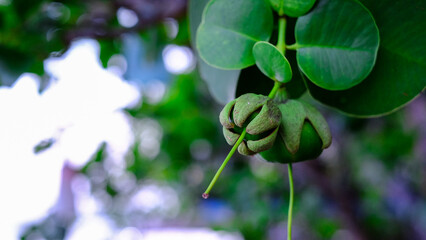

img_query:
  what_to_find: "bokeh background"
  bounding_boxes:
[0,0,425,239]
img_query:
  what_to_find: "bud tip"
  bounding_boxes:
[202,193,209,199]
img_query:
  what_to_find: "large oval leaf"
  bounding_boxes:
[295,0,379,90]
[252,41,292,83]
[189,0,240,105]
[306,0,426,117]
[196,0,273,69]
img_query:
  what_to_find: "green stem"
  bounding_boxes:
[287,163,294,240]
[203,17,285,197]
[268,81,281,99]
[203,81,281,198]
[202,129,247,198]
[276,17,286,55]
[275,11,295,240]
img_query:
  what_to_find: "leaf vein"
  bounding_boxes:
[298,45,373,52]
[208,24,261,42]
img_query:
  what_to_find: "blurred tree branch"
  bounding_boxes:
[64,0,187,44]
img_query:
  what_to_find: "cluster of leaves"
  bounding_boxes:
[190,0,425,117]
[188,0,426,237]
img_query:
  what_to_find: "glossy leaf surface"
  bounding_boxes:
[295,0,379,90]
[196,0,273,69]
[252,41,292,83]
[307,0,426,117]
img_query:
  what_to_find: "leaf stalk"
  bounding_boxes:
[276,17,287,55]
[287,163,294,240]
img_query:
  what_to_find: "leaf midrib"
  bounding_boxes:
[298,44,374,52]
[298,43,425,67]
[381,43,426,67]
[208,24,262,42]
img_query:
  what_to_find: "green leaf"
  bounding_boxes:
[295,0,379,90]
[196,0,273,69]
[188,0,210,46]
[284,0,316,17]
[236,64,306,100]
[252,41,292,83]
[270,0,316,17]
[189,0,240,105]
[306,0,426,117]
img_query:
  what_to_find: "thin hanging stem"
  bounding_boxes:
[203,81,281,198]
[287,163,294,240]
[202,129,247,198]
[274,12,295,240]
[203,10,287,200]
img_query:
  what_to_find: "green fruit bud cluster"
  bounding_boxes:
[220,93,281,155]
[220,94,332,163]
[260,99,332,163]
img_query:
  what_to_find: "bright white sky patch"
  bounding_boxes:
[0,74,64,239]
[43,39,140,168]
[66,215,115,240]
[0,39,140,239]
[113,227,143,240]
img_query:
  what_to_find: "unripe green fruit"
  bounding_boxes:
[260,121,323,163]
[220,93,281,155]
[259,99,332,163]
